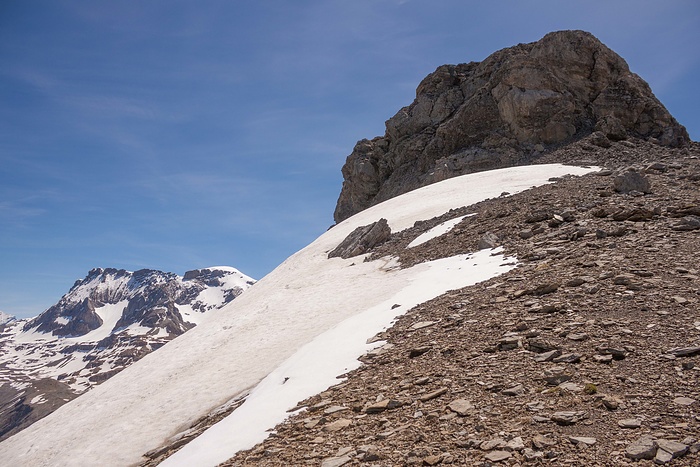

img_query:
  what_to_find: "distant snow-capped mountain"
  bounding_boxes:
[0,266,254,441]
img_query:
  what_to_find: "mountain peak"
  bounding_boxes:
[334,29,689,222]
[0,265,255,441]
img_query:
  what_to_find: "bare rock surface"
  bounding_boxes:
[216,139,700,466]
[328,219,391,259]
[334,30,689,223]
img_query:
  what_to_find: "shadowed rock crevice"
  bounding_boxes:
[334,30,689,223]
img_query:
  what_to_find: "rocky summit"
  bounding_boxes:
[334,30,689,223]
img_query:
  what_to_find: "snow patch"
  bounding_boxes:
[0,164,598,467]
[30,394,47,405]
[162,249,514,466]
[65,300,128,343]
[407,214,475,248]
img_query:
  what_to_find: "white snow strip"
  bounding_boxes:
[30,395,47,405]
[162,249,514,466]
[407,214,475,248]
[65,300,128,343]
[54,317,69,326]
[0,164,597,467]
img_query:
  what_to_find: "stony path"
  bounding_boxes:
[215,138,700,466]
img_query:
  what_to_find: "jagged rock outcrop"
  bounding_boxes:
[334,30,690,222]
[328,218,391,259]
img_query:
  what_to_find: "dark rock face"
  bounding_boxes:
[334,30,689,222]
[328,219,391,259]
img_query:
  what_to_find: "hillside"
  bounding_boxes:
[0,164,596,466]
[223,137,700,466]
[0,29,697,467]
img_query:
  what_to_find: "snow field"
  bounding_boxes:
[0,164,597,467]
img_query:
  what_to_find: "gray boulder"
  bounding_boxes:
[328,219,391,259]
[613,168,652,194]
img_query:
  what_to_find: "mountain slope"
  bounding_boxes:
[0,164,595,466]
[0,266,254,441]
[224,138,700,466]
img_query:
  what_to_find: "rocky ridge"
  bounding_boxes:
[334,30,689,223]
[0,266,254,441]
[222,138,699,466]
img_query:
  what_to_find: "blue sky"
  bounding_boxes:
[1,1,699,318]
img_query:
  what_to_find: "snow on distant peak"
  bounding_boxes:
[0,265,255,442]
[0,164,597,467]
[0,311,15,326]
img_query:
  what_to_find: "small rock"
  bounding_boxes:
[654,448,673,464]
[614,169,652,194]
[324,405,349,415]
[419,387,448,402]
[672,216,700,231]
[502,384,525,396]
[618,418,642,429]
[478,232,500,250]
[523,448,544,461]
[543,367,572,386]
[534,349,561,362]
[422,454,442,465]
[365,399,402,414]
[324,419,352,432]
[569,436,597,446]
[593,354,613,364]
[497,336,521,351]
[656,439,689,458]
[559,382,584,392]
[480,438,506,450]
[328,218,391,259]
[360,448,382,462]
[552,353,582,364]
[532,434,556,449]
[602,395,623,410]
[411,320,438,330]
[672,296,689,305]
[527,338,559,354]
[321,455,352,467]
[447,399,473,416]
[551,411,586,425]
[626,437,658,460]
[484,450,511,462]
[335,447,354,457]
[597,347,627,360]
[506,436,525,452]
[566,332,588,342]
[673,397,696,406]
